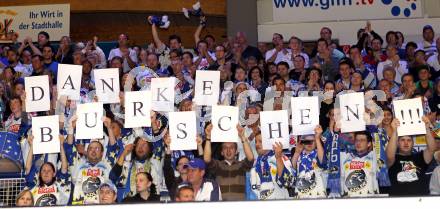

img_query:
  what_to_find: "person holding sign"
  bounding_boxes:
[25,135,71,206]
[386,117,437,196]
[163,129,203,201]
[65,116,120,205]
[250,133,295,200]
[291,125,326,198]
[203,124,254,201]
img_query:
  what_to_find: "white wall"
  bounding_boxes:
[257,0,440,45]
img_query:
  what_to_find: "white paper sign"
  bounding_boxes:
[194,70,220,106]
[93,68,120,104]
[57,64,82,100]
[32,115,60,154]
[151,77,175,112]
[124,91,152,128]
[260,110,290,150]
[169,111,197,150]
[291,96,319,135]
[25,75,50,112]
[211,105,239,142]
[76,102,104,139]
[339,92,366,133]
[393,98,426,136]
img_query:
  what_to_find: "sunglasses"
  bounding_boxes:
[300,140,314,145]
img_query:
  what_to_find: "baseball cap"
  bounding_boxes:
[183,158,206,170]
[99,181,117,193]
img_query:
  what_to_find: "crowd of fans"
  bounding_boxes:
[0,14,439,207]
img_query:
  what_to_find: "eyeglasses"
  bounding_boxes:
[300,140,314,145]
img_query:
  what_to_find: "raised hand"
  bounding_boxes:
[102,116,112,128]
[391,118,400,130]
[273,141,284,159]
[314,125,323,135]
[237,124,245,139]
[123,144,134,155]
[205,123,213,139]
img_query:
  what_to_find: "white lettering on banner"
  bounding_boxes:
[32,115,60,154]
[194,70,220,106]
[169,111,197,150]
[25,75,51,112]
[93,68,120,104]
[211,105,239,143]
[272,0,422,24]
[0,4,69,42]
[124,91,152,128]
[339,92,366,133]
[260,110,290,150]
[76,102,104,139]
[57,64,82,100]
[392,98,426,136]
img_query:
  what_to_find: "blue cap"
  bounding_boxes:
[183,158,206,170]
[423,25,433,31]
[99,180,117,193]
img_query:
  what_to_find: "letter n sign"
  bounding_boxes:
[339,92,366,133]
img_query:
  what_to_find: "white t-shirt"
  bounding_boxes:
[108,48,138,73]
[265,48,290,64]
[286,49,310,69]
[376,59,408,84]
[427,54,440,72]
[193,51,216,70]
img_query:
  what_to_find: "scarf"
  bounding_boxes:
[298,150,318,174]
[324,130,341,197]
[370,127,391,187]
[255,151,274,184]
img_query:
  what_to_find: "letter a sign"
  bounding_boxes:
[57,64,82,100]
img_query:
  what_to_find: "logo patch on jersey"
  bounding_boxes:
[296,171,317,193]
[349,161,365,170]
[82,177,101,194]
[86,169,101,177]
[345,169,367,192]
[36,194,57,206]
[38,186,56,194]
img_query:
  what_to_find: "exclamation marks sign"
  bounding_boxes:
[401,108,422,125]
[401,110,405,125]
[416,108,421,123]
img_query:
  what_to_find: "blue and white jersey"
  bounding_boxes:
[340,151,379,197]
